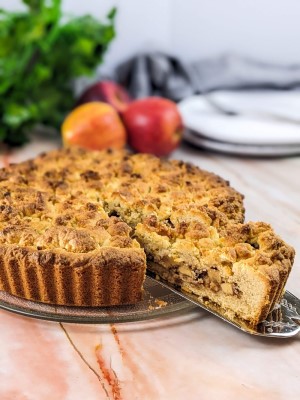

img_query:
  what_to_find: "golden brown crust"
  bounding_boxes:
[0,147,295,324]
[1,147,245,224]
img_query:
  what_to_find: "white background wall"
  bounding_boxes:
[2,0,300,73]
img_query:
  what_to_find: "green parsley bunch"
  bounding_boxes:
[0,0,116,145]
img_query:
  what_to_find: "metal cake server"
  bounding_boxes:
[147,273,300,338]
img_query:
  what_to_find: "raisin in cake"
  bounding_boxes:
[0,148,295,326]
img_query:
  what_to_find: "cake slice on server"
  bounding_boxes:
[135,214,293,327]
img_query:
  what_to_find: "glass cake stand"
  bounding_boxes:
[1,275,300,338]
[0,276,195,324]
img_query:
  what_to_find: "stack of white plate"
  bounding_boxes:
[178,91,300,156]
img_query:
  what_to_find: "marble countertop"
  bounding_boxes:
[0,138,299,400]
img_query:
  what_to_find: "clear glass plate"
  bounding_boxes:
[0,277,195,324]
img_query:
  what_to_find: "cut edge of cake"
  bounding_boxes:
[134,218,294,328]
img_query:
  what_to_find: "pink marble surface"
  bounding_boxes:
[0,137,300,400]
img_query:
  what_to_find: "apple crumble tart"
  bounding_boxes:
[0,148,295,326]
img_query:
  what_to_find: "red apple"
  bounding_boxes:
[76,80,132,114]
[122,97,183,157]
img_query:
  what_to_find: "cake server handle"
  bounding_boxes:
[290,317,300,326]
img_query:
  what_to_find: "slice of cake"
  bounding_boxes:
[135,218,292,327]
[0,148,295,327]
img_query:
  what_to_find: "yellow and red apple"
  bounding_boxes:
[62,102,126,151]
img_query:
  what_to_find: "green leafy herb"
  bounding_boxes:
[0,0,116,145]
